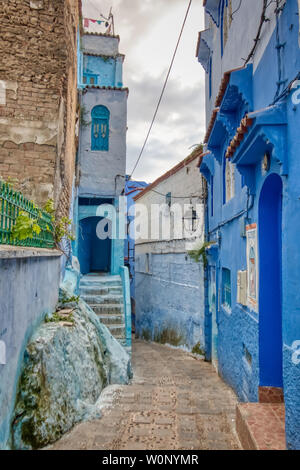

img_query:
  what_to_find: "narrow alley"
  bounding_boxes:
[1,0,300,454]
[48,340,240,451]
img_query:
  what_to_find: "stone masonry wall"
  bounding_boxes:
[0,0,80,215]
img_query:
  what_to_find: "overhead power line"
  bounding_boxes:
[129,0,193,179]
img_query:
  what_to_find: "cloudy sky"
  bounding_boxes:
[82,0,205,183]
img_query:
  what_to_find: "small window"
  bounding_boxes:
[83,73,98,85]
[145,253,150,273]
[222,268,231,309]
[166,192,172,207]
[91,105,110,151]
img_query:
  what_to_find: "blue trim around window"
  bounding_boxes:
[91,105,110,151]
[222,267,231,309]
[83,73,99,85]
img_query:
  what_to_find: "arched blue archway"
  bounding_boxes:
[259,173,283,387]
[78,217,111,275]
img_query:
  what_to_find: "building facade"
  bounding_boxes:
[125,176,148,301]
[134,151,206,351]
[0,0,80,216]
[70,29,131,349]
[197,0,300,449]
[74,31,128,276]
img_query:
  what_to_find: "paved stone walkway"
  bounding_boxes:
[49,340,241,450]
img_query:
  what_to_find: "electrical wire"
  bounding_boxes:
[149,187,205,201]
[129,0,193,179]
[231,0,243,20]
[243,0,269,64]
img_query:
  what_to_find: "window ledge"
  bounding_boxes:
[221,304,232,316]
[0,245,62,260]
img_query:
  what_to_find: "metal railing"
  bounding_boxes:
[0,181,55,249]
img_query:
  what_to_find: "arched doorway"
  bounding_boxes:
[259,173,283,387]
[78,217,111,275]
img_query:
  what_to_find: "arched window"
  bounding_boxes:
[91,105,110,151]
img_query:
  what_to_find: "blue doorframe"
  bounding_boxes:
[78,217,111,275]
[259,173,283,387]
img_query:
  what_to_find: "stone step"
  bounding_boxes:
[79,275,127,346]
[81,274,121,280]
[81,294,123,305]
[113,334,126,341]
[80,286,110,296]
[80,286,123,296]
[91,304,124,316]
[80,276,122,287]
[98,314,124,325]
[106,324,126,337]
[80,278,122,285]
[236,403,286,450]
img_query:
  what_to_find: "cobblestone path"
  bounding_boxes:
[49,340,241,450]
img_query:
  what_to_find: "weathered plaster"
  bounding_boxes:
[82,35,120,57]
[0,252,61,449]
[0,118,59,146]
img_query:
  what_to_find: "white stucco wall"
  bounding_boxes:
[79,88,128,198]
[135,155,206,253]
[82,34,120,56]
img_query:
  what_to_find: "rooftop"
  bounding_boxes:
[134,147,203,202]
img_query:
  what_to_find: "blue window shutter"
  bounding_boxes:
[91,105,110,151]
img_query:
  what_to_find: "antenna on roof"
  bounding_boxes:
[106,7,115,36]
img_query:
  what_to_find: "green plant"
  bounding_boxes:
[61,295,80,305]
[100,55,111,63]
[192,342,205,356]
[43,199,75,245]
[45,311,75,324]
[11,211,41,241]
[188,241,214,268]
[153,328,184,347]
[80,105,91,127]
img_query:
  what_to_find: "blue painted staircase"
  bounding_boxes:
[80,274,127,347]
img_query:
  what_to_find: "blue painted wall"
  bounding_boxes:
[83,55,123,88]
[135,253,205,351]
[78,34,124,89]
[0,251,61,449]
[199,0,300,449]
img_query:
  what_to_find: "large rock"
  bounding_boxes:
[11,289,131,450]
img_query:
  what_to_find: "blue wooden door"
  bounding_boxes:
[92,118,109,151]
[78,217,111,274]
[91,105,110,151]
